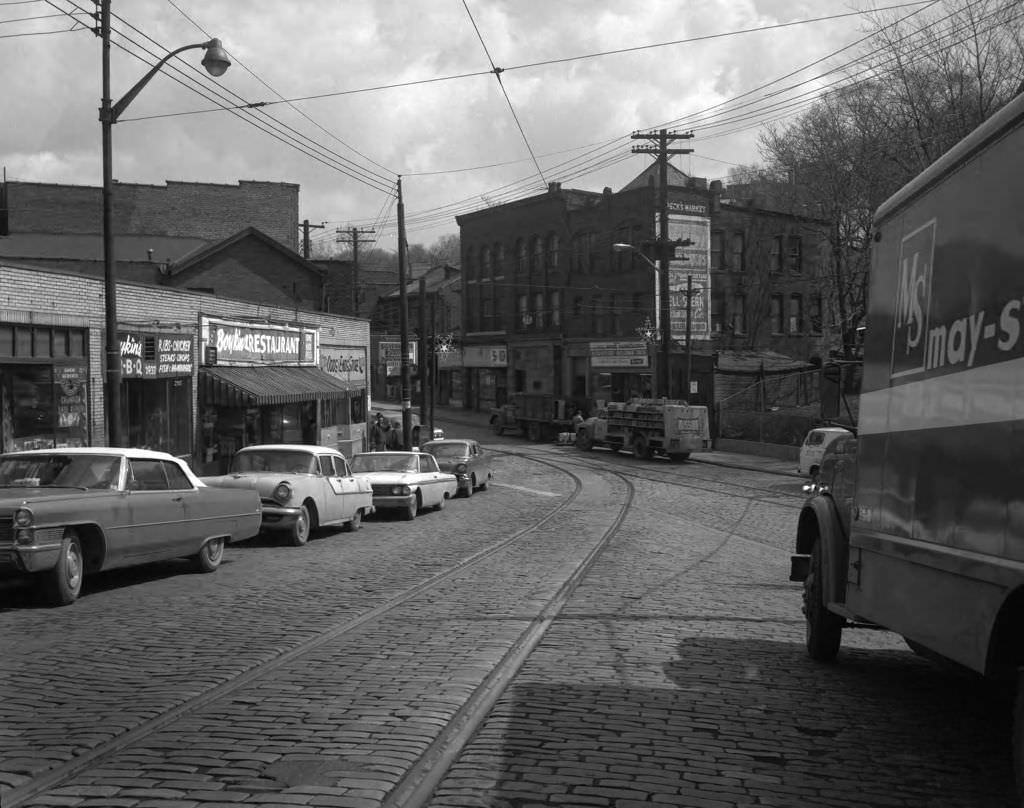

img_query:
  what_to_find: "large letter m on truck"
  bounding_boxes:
[890,220,935,378]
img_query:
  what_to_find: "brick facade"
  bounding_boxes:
[1,264,368,447]
[2,179,299,253]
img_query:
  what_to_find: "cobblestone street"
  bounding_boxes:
[0,428,1015,808]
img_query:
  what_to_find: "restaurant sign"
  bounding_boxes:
[200,317,318,366]
[118,331,195,378]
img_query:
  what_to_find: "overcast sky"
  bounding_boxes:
[1,0,923,255]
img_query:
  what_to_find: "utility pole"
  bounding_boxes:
[428,293,436,438]
[336,226,375,317]
[418,275,427,428]
[684,274,694,399]
[631,128,693,399]
[299,219,325,259]
[397,178,412,450]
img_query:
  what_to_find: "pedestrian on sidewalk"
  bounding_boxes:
[370,413,387,451]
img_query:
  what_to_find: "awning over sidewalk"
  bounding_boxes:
[201,366,354,407]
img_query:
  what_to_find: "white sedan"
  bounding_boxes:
[202,444,374,545]
[350,451,457,520]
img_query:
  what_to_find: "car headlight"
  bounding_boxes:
[13,507,33,528]
[273,482,293,504]
[392,484,411,495]
[455,463,468,474]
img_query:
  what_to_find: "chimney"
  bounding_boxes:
[548,181,561,193]
[710,180,722,213]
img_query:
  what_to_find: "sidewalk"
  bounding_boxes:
[425,403,803,479]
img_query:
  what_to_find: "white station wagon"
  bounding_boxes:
[203,444,374,545]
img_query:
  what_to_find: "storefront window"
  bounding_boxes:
[8,366,54,450]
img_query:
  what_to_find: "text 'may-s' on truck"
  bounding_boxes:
[790,90,1024,795]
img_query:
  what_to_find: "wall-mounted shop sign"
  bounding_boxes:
[590,341,650,368]
[462,345,507,368]
[118,331,195,378]
[200,317,317,366]
[320,346,367,385]
[436,348,463,369]
[379,341,418,377]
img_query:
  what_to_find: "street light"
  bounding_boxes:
[99,0,230,445]
[612,242,669,398]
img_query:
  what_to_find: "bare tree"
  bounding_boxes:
[757,0,1024,358]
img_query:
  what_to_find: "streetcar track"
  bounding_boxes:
[497,443,806,502]
[5,454,596,808]
[383,467,636,807]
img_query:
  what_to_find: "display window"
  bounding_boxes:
[0,364,89,452]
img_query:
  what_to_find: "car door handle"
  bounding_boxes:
[172,496,184,502]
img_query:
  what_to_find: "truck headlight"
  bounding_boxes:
[13,507,33,528]
[273,482,293,504]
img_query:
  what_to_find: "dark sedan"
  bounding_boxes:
[420,438,493,497]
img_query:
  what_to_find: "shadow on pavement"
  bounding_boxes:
[433,637,1013,808]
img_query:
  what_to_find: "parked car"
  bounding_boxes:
[0,448,261,606]
[202,444,374,546]
[349,451,457,520]
[420,438,492,497]
[798,426,853,479]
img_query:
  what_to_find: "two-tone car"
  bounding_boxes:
[349,451,457,520]
[202,444,374,546]
[0,448,261,606]
[420,438,493,497]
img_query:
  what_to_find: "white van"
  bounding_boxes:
[798,426,852,478]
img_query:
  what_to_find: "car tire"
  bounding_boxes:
[434,494,446,511]
[44,529,84,606]
[804,539,843,662]
[403,498,418,521]
[344,509,362,532]
[479,475,489,491]
[288,504,311,546]
[194,537,225,573]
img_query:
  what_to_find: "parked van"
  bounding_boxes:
[798,426,852,478]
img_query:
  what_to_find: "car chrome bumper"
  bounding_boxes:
[372,494,416,510]
[0,528,64,573]
[258,504,303,530]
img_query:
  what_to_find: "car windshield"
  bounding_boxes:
[231,451,315,474]
[0,453,122,490]
[425,443,468,458]
[351,454,418,473]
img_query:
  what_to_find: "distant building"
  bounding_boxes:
[455,168,832,413]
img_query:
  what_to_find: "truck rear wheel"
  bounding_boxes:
[527,421,541,442]
[576,431,593,451]
[632,434,654,460]
[803,539,843,661]
[1013,672,1024,804]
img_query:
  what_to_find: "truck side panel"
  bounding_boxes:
[845,94,1024,672]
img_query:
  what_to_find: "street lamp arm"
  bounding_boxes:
[108,39,228,123]
[611,242,658,272]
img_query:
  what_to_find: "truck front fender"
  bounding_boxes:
[794,495,849,608]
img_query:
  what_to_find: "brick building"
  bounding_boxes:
[0,179,300,271]
[1,263,370,472]
[455,166,832,414]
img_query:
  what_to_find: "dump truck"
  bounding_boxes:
[575,398,710,461]
[789,92,1024,795]
[489,392,575,442]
